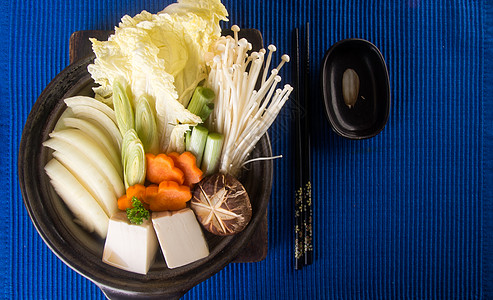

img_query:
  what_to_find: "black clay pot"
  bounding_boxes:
[18,52,272,299]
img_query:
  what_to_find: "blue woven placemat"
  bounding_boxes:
[2,0,492,298]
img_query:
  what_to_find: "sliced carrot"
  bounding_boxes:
[117,184,148,211]
[127,184,146,202]
[117,194,132,210]
[142,184,157,206]
[145,153,184,185]
[148,180,191,212]
[168,151,203,187]
[144,184,159,206]
[167,152,180,160]
[118,176,191,212]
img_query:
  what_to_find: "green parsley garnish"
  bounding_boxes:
[126,197,150,225]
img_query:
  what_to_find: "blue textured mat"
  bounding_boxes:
[2,0,492,298]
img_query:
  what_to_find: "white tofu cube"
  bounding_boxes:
[102,212,158,275]
[152,208,210,269]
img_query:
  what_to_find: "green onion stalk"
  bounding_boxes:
[135,95,159,155]
[121,129,146,189]
[112,79,135,135]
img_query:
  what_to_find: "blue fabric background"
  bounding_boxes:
[2,0,492,298]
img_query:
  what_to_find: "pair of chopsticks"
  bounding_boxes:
[293,23,313,270]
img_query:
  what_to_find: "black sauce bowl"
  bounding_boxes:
[18,54,272,299]
[321,38,390,139]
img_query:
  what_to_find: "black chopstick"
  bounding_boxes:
[293,27,305,270]
[302,22,313,266]
[293,23,313,270]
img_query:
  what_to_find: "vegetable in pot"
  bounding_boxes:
[43,137,119,217]
[64,96,117,123]
[185,125,209,166]
[145,153,184,185]
[126,197,150,225]
[118,184,147,211]
[62,117,122,175]
[147,181,191,212]
[48,129,124,196]
[45,158,110,239]
[186,86,215,122]
[135,95,159,154]
[190,173,252,235]
[167,151,203,187]
[201,132,224,176]
[118,182,192,212]
[122,129,146,189]
[205,26,293,176]
[112,79,135,135]
[69,104,122,149]
[87,0,228,153]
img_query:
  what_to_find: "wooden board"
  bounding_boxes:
[69,30,268,263]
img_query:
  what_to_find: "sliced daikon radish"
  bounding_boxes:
[53,108,74,131]
[70,105,122,149]
[64,96,117,124]
[62,117,122,175]
[49,129,124,196]
[45,158,109,239]
[43,139,118,217]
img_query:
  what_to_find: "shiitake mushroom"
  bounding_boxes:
[190,173,252,236]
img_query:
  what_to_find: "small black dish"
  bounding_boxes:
[321,38,390,139]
